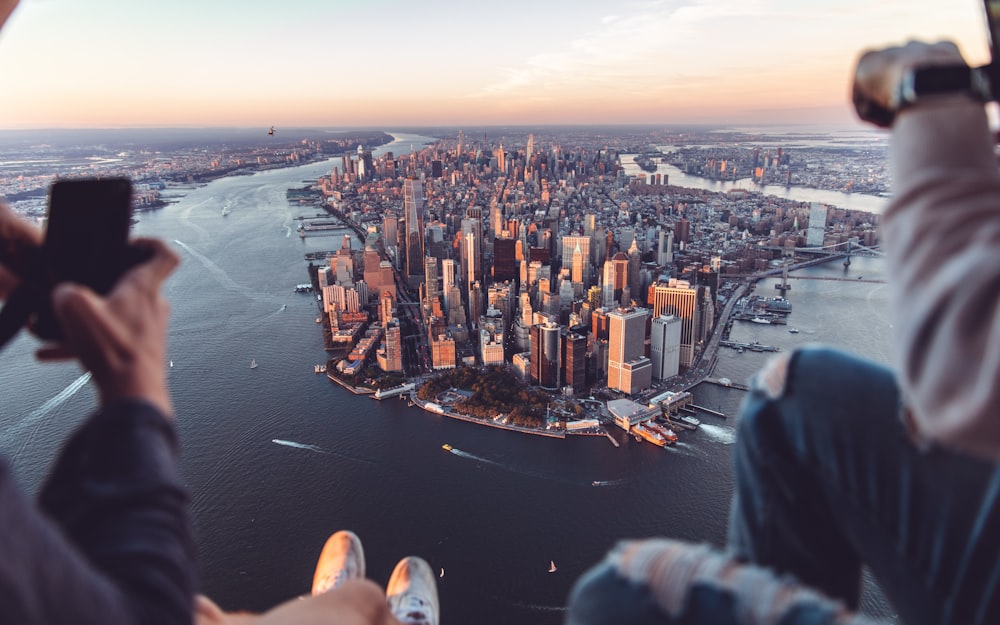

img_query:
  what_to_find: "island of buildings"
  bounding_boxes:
[304,129,882,445]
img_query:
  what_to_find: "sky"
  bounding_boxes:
[0,0,990,129]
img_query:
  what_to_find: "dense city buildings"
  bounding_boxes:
[2,126,884,407]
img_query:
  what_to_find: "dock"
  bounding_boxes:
[604,431,620,448]
[720,340,780,353]
[690,404,729,418]
[373,383,416,400]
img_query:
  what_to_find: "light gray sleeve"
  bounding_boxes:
[886,98,1000,460]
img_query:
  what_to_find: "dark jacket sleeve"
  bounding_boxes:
[0,399,195,625]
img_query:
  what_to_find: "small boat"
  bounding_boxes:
[439,568,445,578]
[250,359,258,369]
[442,444,453,452]
[314,364,326,374]
[788,328,800,334]
[548,560,557,573]
[750,317,770,324]
[169,360,173,368]
[592,480,601,486]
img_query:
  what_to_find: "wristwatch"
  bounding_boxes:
[896,64,993,110]
[855,63,993,128]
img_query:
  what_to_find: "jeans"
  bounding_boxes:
[566,346,1000,625]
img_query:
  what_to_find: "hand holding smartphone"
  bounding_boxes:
[32,177,142,341]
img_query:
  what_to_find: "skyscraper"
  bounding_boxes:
[403,178,425,288]
[562,235,591,285]
[650,315,681,381]
[807,202,828,247]
[424,256,439,308]
[530,320,561,390]
[647,278,712,369]
[607,308,651,394]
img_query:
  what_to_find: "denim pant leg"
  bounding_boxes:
[565,539,880,625]
[728,345,1000,625]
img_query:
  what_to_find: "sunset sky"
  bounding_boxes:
[0,0,989,129]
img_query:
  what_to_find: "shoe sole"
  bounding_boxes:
[312,530,365,595]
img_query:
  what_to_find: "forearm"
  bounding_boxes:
[887,99,1000,459]
[15,399,197,625]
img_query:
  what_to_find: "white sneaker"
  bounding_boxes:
[386,556,440,625]
[311,530,366,595]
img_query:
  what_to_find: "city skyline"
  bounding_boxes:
[0,0,989,129]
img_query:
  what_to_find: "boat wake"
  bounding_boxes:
[590,478,628,487]
[4,373,92,458]
[173,240,260,300]
[508,600,568,613]
[447,447,582,486]
[272,439,327,454]
[271,438,381,467]
[699,423,737,445]
[668,441,707,458]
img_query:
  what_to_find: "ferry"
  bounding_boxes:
[646,421,679,443]
[678,415,701,430]
[632,424,667,447]
[750,317,770,324]
[442,444,453,452]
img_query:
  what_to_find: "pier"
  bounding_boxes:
[720,340,780,353]
[690,404,730,418]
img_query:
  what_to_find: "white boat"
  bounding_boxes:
[548,560,557,573]
[439,568,445,578]
[750,317,770,324]
[250,359,258,369]
[169,360,173,368]
[788,328,800,334]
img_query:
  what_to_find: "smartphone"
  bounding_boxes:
[32,177,135,340]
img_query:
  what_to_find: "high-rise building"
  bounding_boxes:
[379,291,395,327]
[424,256,439,307]
[657,228,674,268]
[647,279,712,368]
[650,315,681,381]
[377,321,403,373]
[562,235,591,285]
[627,237,642,302]
[571,242,585,285]
[607,308,651,394]
[562,331,587,393]
[382,214,398,255]
[493,237,517,281]
[807,202,828,247]
[441,259,457,297]
[403,178,425,288]
[530,320,562,390]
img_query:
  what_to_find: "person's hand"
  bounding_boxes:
[37,238,179,418]
[0,200,42,302]
[852,40,967,127]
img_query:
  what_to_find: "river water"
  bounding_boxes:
[0,133,895,624]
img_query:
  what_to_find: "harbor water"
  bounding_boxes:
[0,133,894,624]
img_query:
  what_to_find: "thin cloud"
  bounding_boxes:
[470,0,769,98]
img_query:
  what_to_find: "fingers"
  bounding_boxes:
[0,201,43,276]
[122,237,180,290]
[51,283,132,370]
